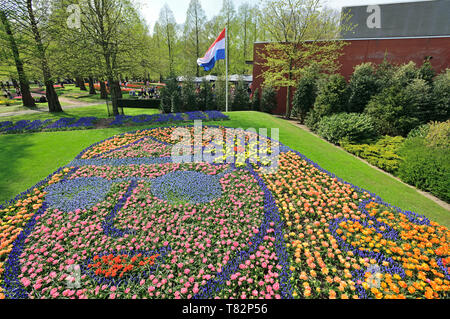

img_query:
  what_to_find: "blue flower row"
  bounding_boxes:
[68,157,173,167]
[0,117,95,134]
[110,111,229,126]
[0,111,229,135]
[102,179,138,238]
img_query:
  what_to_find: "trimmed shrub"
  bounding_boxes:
[341,136,404,174]
[181,77,199,112]
[375,58,396,90]
[198,79,216,111]
[348,63,380,113]
[160,75,180,113]
[425,120,450,149]
[316,113,378,144]
[391,61,419,87]
[432,69,450,121]
[214,77,227,112]
[313,74,350,118]
[398,136,450,202]
[251,88,261,111]
[292,69,319,123]
[232,78,250,111]
[304,108,322,132]
[260,86,277,114]
[365,85,421,137]
[418,60,436,85]
[404,78,434,124]
[407,124,430,139]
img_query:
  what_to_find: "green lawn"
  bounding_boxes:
[0,111,448,227]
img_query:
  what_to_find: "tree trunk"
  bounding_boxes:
[0,11,35,108]
[285,59,293,119]
[108,77,120,115]
[26,0,62,113]
[88,76,96,94]
[195,13,200,78]
[76,77,87,91]
[99,80,108,99]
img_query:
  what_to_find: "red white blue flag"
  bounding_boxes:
[197,28,226,71]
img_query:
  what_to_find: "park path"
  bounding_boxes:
[276,115,450,212]
[0,97,105,118]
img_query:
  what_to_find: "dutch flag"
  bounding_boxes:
[197,28,226,71]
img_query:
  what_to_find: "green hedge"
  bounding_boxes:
[316,113,378,144]
[341,136,404,174]
[398,137,450,202]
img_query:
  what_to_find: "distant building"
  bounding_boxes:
[252,0,450,115]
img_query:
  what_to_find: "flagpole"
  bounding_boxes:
[225,27,229,113]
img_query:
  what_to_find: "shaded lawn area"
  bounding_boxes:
[0,104,161,122]
[0,102,73,114]
[0,111,448,227]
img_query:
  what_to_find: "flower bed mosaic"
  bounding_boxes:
[0,111,228,135]
[0,125,448,299]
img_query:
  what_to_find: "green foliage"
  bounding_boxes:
[251,88,261,111]
[260,86,277,114]
[316,113,378,144]
[375,58,396,90]
[404,78,434,124]
[314,74,349,118]
[160,75,180,113]
[425,120,450,149]
[391,61,420,87]
[307,73,350,130]
[292,68,319,123]
[214,77,227,112]
[170,90,181,113]
[197,79,216,111]
[407,124,430,139]
[181,77,199,111]
[365,85,421,137]
[348,63,380,113]
[418,60,436,85]
[398,136,450,202]
[341,136,405,174]
[432,69,450,121]
[231,78,250,111]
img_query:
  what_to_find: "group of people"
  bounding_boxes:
[1,80,49,104]
[1,81,20,99]
[129,86,161,99]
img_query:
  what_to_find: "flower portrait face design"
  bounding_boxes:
[0,126,448,300]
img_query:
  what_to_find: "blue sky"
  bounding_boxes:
[140,0,429,30]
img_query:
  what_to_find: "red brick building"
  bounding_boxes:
[252,37,450,115]
[252,1,450,115]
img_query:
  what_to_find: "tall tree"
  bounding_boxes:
[0,5,35,108]
[11,0,63,112]
[184,0,206,77]
[219,0,236,76]
[158,4,177,75]
[74,0,149,115]
[258,0,352,118]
